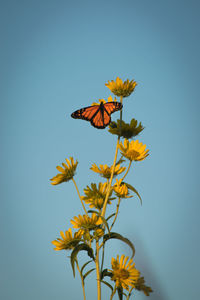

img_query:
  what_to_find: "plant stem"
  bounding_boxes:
[95,241,101,300]
[110,197,121,231]
[101,96,123,219]
[126,287,134,300]
[76,260,86,300]
[72,178,88,216]
[100,243,105,274]
[110,285,117,300]
[121,161,132,182]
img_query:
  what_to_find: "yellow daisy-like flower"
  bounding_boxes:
[50,157,78,185]
[82,182,115,210]
[118,139,149,162]
[109,255,140,291]
[51,228,82,251]
[90,163,126,179]
[71,213,102,234]
[105,77,137,98]
[91,95,117,106]
[113,179,132,199]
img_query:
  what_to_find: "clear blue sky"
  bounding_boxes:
[1,1,199,299]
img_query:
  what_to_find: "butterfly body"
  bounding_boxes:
[71,101,122,129]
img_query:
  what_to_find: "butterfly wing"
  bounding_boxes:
[71,105,100,121]
[103,101,123,114]
[90,107,110,129]
[71,101,122,129]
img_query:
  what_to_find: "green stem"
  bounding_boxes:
[121,161,132,182]
[72,178,88,216]
[101,96,123,219]
[100,243,105,274]
[76,260,86,300]
[126,287,134,300]
[110,285,117,300]
[95,241,101,300]
[109,197,121,231]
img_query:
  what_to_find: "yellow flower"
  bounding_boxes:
[82,182,115,210]
[71,213,102,234]
[91,96,117,106]
[108,118,144,139]
[118,139,149,162]
[94,228,105,239]
[51,228,82,251]
[90,163,126,179]
[113,179,132,199]
[105,77,137,98]
[50,157,78,185]
[109,255,140,291]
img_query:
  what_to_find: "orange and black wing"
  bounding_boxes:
[71,101,122,129]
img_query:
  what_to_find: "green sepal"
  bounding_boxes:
[100,268,113,280]
[70,243,95,277]
[103,232,135,258]
[125,182,142,205]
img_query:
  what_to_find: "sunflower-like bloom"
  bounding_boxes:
[109,255,140,291]
[113,179,132,199]
[50,157,78,185]
[90,163,126,179]
[91,95,117,106]
[105,77,137,98]
[108,119,144,139]
[82,182,115,210]
[71,213,102,234]
[118,139,149,162]
[51,228,82,251]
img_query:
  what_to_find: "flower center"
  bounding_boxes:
[117,268,129,279]
[129,150,140,159]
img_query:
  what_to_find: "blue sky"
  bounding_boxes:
[1,0,199,299]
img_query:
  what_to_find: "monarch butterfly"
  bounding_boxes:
[71,101,122,129]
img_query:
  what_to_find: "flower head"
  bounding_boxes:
[113,179,132,199]
[109,255,140,291]
[105,77,137,98]
[118,139,149,162]
[50,157,78,185]
[52,228,82,251]
[91,96,117,106]
[71,213,102,234]
[108,118,144,139]
[90,163,126,179]
[82,182,115,210]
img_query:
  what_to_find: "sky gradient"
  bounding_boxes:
[1,1,199,299]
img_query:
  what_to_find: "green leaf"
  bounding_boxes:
[80,260,93,275]
[106,213,116,222]
[70,243,95,277]
[83,268,95,280]
[103,232,135,258]
[101,280,113,292]
[116,156,126,166]
[125,182,142,205]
